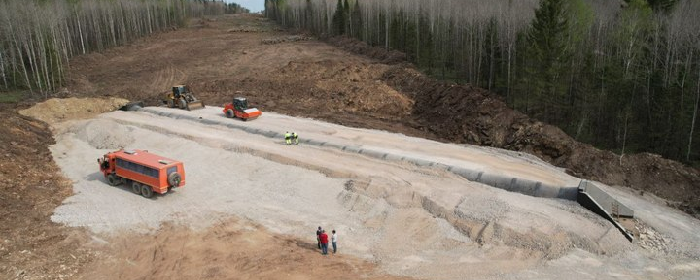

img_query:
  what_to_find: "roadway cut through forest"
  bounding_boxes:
[6,13,698,279]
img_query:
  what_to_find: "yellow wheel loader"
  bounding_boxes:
[163,85,205,111]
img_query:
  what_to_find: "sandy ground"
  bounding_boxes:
[46,106,700,279]
[77,217,409,280]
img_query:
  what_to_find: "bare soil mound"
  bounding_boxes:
[19,97,129,125]
[329,37,407,64]
[0,109,90,279]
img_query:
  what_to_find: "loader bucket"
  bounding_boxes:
[186,100,205,111]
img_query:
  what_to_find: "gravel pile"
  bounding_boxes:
[70,119,133,149]
[19,97,129,125]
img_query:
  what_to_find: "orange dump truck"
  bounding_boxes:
[98,149,185,198]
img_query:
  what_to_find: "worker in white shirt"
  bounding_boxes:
[331,229,338,254]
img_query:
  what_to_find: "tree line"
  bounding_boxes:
[0,0,240,96]
[225,2,251,14]
[265,0,700,164]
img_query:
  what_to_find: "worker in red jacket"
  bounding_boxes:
[319,230,329,255]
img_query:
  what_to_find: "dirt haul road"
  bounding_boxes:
[46,106,700,280]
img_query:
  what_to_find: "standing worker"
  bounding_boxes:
[284,131,292,145]
[320,230,329,255]
[331,229,337,254]
[292,131,299,145]
[316,226,323,249]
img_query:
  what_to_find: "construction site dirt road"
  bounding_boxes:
[2,13,700,280]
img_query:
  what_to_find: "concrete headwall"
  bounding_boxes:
[578,180,634,218]
[578,188,635,242]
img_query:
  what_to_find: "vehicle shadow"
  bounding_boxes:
[84,171,163,200]
[85,171,104,182]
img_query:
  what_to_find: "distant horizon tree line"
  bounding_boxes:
[265,0,700,164]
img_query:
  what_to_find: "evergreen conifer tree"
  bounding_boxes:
[525,0,569,122]
[351,0,362,40]
[332,0,346,35]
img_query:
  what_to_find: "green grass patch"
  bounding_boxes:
[0,91,25,103]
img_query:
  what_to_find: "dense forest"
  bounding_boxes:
[225,2,251,14]
[0,0,242,96]
[265,0,700,164]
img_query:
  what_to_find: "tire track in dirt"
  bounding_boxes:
[149,63,188,96]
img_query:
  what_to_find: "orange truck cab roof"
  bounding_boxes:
[111,149,181,170]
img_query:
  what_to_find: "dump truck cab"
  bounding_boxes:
[98,154,116,175]
[97,149,186,198]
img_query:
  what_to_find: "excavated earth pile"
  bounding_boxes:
[0,109,91,279]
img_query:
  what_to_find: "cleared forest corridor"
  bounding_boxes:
[1,2,700,279]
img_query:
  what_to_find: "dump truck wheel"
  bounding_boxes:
[141,185,154,198]
[107,174,120,186]
[168,172,182,187]
[131,182,141,194]
[226,109,234,118]
[178,99,187,109]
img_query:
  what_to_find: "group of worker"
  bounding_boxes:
[284,131,299,145]
[316,226,337,255]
